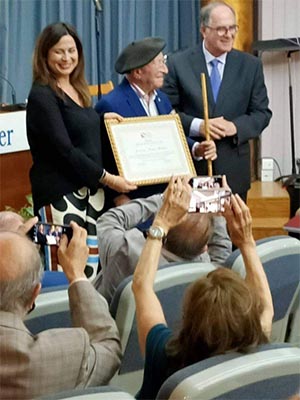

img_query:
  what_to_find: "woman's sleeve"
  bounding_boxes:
[27,86,103,187]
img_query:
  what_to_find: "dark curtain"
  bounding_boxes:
[0,0,200,104]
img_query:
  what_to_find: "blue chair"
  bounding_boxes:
[109,261,217,395]
[225,235,300,344]
[157,343,300,400]
[24,284,70,334]
[39,385,135,399]
[41,270,68,288]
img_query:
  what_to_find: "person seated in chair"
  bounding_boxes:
[132,176,274,399]
[0,221,121,399]
[95,184,232,304]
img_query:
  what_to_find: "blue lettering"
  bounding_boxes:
[0,129,14,146]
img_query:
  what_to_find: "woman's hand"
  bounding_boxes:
[154,176,191,233]
[223,193,255,249]
[104,112,123,122]
[102,172,137,193]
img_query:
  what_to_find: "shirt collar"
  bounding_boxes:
[202,41,227,65]
[130,82,157,102]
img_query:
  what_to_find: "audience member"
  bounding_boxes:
[0,221,121,399]
[162,1,272,201]
[132,176,274,399]
[0,211,70,287]
[95,187,231,304]
[95,37,216,207]
[26,22,136,278]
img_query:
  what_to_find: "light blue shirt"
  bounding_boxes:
[189,42,227,137]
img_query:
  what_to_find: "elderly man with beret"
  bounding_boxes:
[95,37,217,207]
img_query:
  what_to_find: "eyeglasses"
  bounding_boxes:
[205,25,239,36]
[152,55,168,66]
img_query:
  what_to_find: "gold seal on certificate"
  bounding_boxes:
[104,114,196,185]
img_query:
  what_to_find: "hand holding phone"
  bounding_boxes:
[57,221,89,283]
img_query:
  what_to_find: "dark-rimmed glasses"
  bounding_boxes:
[205,25,239,36]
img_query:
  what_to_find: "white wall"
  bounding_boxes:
[258,0,300,179]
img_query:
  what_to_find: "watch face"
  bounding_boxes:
[149,226,165,239]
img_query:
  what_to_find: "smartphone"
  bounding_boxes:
[28,222,73,246]
[189,176,231,213]
[189,175,223,190]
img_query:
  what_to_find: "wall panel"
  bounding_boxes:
[259,0,300,178]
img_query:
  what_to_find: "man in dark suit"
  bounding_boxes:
[162,1,272,201]
[95,37,216,207]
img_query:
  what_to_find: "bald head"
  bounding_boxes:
[0,211,24,232]
[165,213,212,260]
[0,231,42,315]
[0,231,37,280]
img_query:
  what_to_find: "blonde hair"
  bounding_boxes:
[166,268,268,369]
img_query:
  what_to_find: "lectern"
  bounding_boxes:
[253,38,300,218]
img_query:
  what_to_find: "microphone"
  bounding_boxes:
[93,0,102,12]
[0,74,16,104]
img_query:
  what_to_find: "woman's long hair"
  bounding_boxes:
[166,268,268,369]
[32,22,91,107]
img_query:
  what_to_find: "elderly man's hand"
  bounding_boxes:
[58,221,89,283]
[200,116,237,140]
[154,176,191,233]
[194,140,217,160]
[17,216,38,236]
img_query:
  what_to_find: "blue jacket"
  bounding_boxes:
[95,78,196,203]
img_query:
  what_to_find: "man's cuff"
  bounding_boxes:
[189,118,203,137]
[69,277,89,287]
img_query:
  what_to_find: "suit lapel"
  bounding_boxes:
[155,92,168,115]
[189,44,216,115]
[215,50,240,110]
[122,79,147,117]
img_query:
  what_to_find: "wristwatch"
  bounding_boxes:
[148,225,166,241]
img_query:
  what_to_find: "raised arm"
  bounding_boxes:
[58,222,121,385]
[223,194,274,338]
[132,177,191,356]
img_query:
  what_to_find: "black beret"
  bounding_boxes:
[115,37,166,74]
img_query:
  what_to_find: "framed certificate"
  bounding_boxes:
[104,114,196,185]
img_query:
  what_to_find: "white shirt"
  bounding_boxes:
[130,83,159,116]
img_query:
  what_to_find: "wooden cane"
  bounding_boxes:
[200,73,213,177]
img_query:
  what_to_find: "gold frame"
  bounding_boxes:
[105,114,196,185]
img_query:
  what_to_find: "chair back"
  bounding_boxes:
[88,81,114,97]
[24,284,70,334]
[109,261,217,395]
[157,343,300,400]
[39,385,135,399]
[225,235,300,343]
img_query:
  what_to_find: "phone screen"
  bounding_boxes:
[189,176,231,213]
[28,222,72,246]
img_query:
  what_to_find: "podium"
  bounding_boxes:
[0,109,31,211]
[0,110,28,154]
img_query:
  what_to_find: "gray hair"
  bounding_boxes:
[164,213,212,260]
[200,1,236,27]
[0,233,43,315]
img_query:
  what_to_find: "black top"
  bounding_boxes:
[26,84,104,213]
